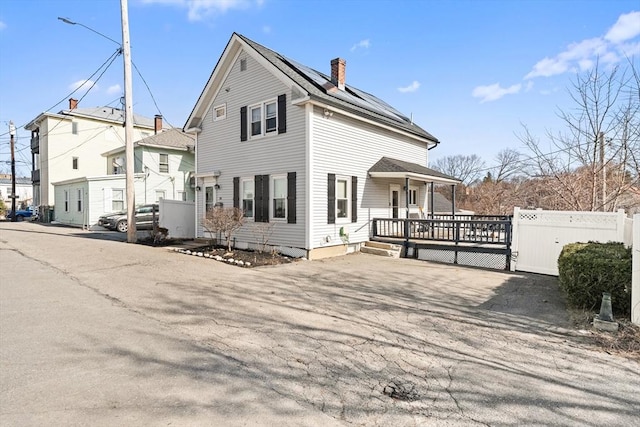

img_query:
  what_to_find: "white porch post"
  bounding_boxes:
[451,184,456,216]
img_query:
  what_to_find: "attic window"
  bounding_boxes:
[213,104,226,121]
[240,58,247,71]
[72,122,78,135]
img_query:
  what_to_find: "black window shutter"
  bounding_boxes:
[327,173,335,224]
[277,94,286,134]
[240,106,247,141]
[261,174,269,223]
[254,174,269,223]
[351,176,358,223]
[287,172,296,224]
[254,175,263,222]
[233,177,240,209]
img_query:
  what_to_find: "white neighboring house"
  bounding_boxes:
[25,98,167,219]
[185,33,460,259]
[0,176,33,209]
[53,129,195,229]
[102,128,195,204]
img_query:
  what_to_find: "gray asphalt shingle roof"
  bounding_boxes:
[136,128,194,150]
[369,157,460,182]
[59,107,158,128]
[236,33,439,143]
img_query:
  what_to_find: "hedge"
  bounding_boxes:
[557,242,632,316]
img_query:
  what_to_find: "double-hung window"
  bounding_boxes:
[242,179,254,218]
[64,190,69,212]
[265,102,277,133]
[249,99,277,138]
[240,95,286,142]
[112,189,124,211]
[250,105,262,136]
[159,153,169,173]
[234,173,296,224]
[328,174,357,224]
[77,189,83,212]
[272,175,287,220]
[336,178,349,219]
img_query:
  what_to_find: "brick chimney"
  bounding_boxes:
[69,98,78,110]
[330,58,346,91]
[154,115,163,134]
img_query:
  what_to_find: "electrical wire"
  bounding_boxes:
[0,48,122,138]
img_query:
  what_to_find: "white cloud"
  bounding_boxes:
[525,37,607,79]
[605,11,640,43]
[69,79,97,91]
[524,81,534,92]
[107,84,121,95]
[525,11,640,80]
[350,39,370,52]
[0,21,6,30]
[142,0,259,21]
[397,81,420,93]
[262,25,271,34]
[472,83,521,103]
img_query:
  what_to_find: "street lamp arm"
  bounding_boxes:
[57,17,121,46]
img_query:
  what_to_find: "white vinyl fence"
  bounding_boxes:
[633,214,639,325]
[159,199,195,239]
[511,208,632,276]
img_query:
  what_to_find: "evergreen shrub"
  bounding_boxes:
[557,242,631,316]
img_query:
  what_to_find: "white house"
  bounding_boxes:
[25,98,167,219]
[102,128,195,204]
[0,176,33,209]
[52,128,195,229]
[185,33,459,259]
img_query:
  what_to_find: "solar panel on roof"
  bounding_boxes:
[286,57,409,123]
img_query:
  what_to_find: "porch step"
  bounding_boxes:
[361,241,402,258]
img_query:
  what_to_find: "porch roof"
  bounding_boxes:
[368,157,461,185]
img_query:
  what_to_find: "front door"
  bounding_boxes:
[389,185,400,219]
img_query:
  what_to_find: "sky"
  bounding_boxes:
[0,0,639,177]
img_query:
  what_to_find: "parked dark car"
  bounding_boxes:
[98,204,159,233]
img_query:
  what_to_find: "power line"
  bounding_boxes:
[0,48,122,138]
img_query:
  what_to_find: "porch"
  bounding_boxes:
[370,215,513,270]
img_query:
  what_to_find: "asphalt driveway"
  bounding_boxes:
[1,222,638,426]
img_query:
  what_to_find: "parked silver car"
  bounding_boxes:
[98,204,159,233]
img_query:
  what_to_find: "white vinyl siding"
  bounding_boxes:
[311,105,429,248]
[196,52,305,249]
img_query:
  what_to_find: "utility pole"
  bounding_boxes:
[9,121,17,222]
[599,131,606,212]
[120,0,136,242]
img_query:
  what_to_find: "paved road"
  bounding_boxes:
[1,222,639,426]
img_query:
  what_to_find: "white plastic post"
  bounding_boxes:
[632,214,639,325]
